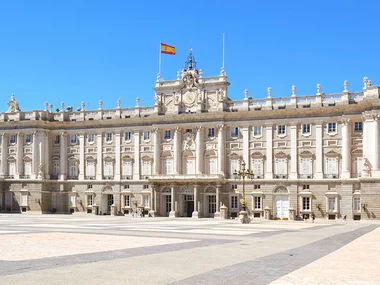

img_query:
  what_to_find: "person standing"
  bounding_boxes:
[343,215,347,224]
[312,213,316,223]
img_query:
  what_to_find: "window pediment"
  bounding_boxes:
[274,151,288,159]
[251,152,265,159]
[161,151,173,158]
[325,150,339,158]
[299,151,313,158]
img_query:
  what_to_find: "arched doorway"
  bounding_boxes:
[101,186,113,215]
[273,186,290,220]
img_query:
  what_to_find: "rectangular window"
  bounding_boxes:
[231,184,237,190]
[164,159,173,175]
[71,134,77,144]
[253,126,262,136]
[252,159,264,177]
[278,125,286,135]
[302,124,311,135]
[231,196,238,210]
[86,161,96,178]
[300,158,312,176]
[20,193,28,207]
[326,157,338,176]
[353,197,360,211]
[69,161,78,177]
[143,184,149,189]
[231,127,239,138]
[353,157,363,176]
[328,197,336,212]
[88,133,95,143]
[10,135,17,144]
[254,185,261,190]
[124,184,130,189]
[303,185,310,190]
[124,195,130,207]
[208,158,217,174]
[87,195,93,206]
[328,123,337,133]
[124,132,131,141]
[186,159,195,175]
[24,161,32,176]
[276,158,287,175]
[254,197,261,210]
[142,161,151,176]
[25,134,32,144]
[230,159,240,177]
[185,129,193,133]
[122,160,133,177]
[164,130,171,140]
[354,122,363,132]
[144,131,151,141]
[104,161,113,177]
[303,197,311,211]
[54,135,60,144]
[88,184,93,189]
[208,128,215,138]
[8,162,16,176]
[106,133,113,142]
[143,195,150,208]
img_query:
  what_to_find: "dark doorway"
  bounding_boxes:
[186,201,194,217]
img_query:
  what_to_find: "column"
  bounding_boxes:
[372,117,380,176]
[133,130,140,179]
[16,133,23,179]
[96,132,103,180]
[153,128,160,175]
[44,133,50,179]
[341,119,351,178]
[196,126,203,174]
[192,185,199,218]
[218,125,225,175]
[214,185,221,218]
[242,126,249,166]
[79,134,85,180]
[59,132,67,180]
[265,125,273,179]
[38,134,43,179]
[32,131,38,179]
[115,132,121,180]
[169,185,176,217]
[149,185,157,217]
[290,124,298,179]
[0,134,7,176]
[173,127,180,174]
[315,122,323,179]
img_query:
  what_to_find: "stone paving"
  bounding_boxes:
[0,214,378,285]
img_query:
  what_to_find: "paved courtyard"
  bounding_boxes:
[0,215,379,285]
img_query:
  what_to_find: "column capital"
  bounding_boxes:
[216,124,225,130]
[60,131,67,138]
[173,126,180,133]
[17,132,24,137]
[152,127,160,134]
[196,126,203,133]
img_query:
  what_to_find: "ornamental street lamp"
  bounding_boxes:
[233,160,254,211]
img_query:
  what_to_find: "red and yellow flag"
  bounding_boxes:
[161,43,176,55]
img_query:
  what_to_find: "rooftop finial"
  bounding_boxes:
[184,48,197,71]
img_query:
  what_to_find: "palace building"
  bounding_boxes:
[0,51,379,220]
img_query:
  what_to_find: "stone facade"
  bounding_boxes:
[0,52,379,220]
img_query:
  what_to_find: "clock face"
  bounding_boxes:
[184,91,195,105]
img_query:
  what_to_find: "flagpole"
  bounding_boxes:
[159,42,162,75]
[222,33,225,69]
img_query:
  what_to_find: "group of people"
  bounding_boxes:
[303,213,348,223]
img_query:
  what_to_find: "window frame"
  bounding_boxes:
[231,127,239,138]
[277,125,286,136]
[328,122,337,134]
[207,128,215,138]
[354,122,363,133]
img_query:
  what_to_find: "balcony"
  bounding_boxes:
[67,176,78,180]
[298,174,313,179]
[19,175,30,179]
[86,176,96,180]
[103,176,114,180]
[324,174,339,179]
[4,175,14,179]
[140,175,150,180]
[274,174,288,179]
[50,175,58,180]
[121,175,133,180]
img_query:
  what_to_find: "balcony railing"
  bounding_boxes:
[50,175,58,180]
[19,175,30,179]
[121,175,133,180]
[274,174,288,179]
[67,176,78,180]
[324,174,339,179]
[103,176,114,180]
[298,174,313,179]
[85,176,96,180]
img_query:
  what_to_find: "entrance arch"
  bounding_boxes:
[273,186,290,220]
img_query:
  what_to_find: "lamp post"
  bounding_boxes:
[233,160,254,212]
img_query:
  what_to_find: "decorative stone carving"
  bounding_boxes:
[199,69,203,78]
[156,73,161,82]
[44,102,49,111]
[267,87,272,98]
[136,97,140,107]
[183,132,195,150]
[98,100,103,110]
[61,102,65,112]
[177,71,180,80]
[220,67,225,76]
[344,80,348,92]
[292,86,296,96]
[117,99,121,109]
[244,89,249,99]
[197,89,202,103]
[218,89,225,102]
[317,84,321,95]
[155,94,160,105]
[6,94,20,113]
[81,102,85,111]
[363,77,368,89]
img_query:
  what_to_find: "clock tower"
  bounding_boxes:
[154,48,230,115]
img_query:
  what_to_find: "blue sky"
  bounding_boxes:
[0,0,379,111]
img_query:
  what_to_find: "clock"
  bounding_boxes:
[183,91,195,105]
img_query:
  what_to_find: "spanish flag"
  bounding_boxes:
[161,43,176,55]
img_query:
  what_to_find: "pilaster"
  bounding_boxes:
[79,134,85,180]
[153,128,160,175]
[44,132,50,179]
[96,132,103,180]
[32,131,38,179]
[173,127,180,174]
[59,132,67,180]
[217,124,225,176]
[192,185,199,218]
[169,185,176,217]
[290,124,298,179]
[242,126,249,166]
[16,133,23,179]
[265,124,273,179]
[341,118,351,178]
[315,122,323,179]
[133,130,140,180]
[196,126,203,174]
[115,132,121,180]
[0,134,7,176]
